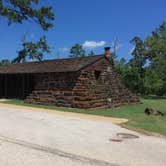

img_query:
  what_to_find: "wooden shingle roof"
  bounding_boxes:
[0,55,104,74]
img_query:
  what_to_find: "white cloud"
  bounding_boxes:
[83,40,106,49]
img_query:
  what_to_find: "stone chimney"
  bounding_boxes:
[104,47,111,58]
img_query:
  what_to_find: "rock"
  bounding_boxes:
[144,108,164,116]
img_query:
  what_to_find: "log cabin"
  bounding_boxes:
[0,47,139,109]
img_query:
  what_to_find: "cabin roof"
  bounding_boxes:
[0,55,104,74]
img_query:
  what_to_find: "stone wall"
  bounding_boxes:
[25,57,139,109]
[25,72,80,107]
[72,57,139,109]
[72,58,110,109]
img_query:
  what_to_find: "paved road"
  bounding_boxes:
[0,105,165,166]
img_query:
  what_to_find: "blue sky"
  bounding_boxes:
[0,0,166,61]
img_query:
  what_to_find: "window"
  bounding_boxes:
[94,70,101,80]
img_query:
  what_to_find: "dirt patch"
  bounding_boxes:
[109,139,122,142]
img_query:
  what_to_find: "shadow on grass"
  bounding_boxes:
[140,95,166,100]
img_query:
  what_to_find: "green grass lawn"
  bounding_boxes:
[0,96,166,135]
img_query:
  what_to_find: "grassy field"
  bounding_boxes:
[0,96,166,135]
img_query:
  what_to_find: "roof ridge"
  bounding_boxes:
[10,54,104,65]
[78,55,104,71]
[0,54,105,74]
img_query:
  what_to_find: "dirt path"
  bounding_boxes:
[0,104,165,166]
[0,103,128,124]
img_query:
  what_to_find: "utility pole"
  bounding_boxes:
[112,36,119,59]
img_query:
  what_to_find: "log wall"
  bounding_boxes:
[25,72,80,107]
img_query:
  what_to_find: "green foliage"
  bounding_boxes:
[0,59,11,66]
[0,0,54,63]
[130,37,146,75]
[88,50,95,56]
[145,22,166,60]
[115,58,128,79]
[126,37,146,93]
[117,37,146,94]
[0,0,54,31]
[116,59,143,93]
[144,67,164,95]
[153,56,166,95]
[117,22,166,96]
[70,44,86,57]
[144,23,166,95]
[12,36,51,63]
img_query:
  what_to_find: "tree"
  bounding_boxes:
[128,37,147,93]
[70,44,85,57]
[130,37,146,77]
[12,36,50,63]
[145,22,166,60]
[144,67,164,95]
[115,58,126,74]
[88,50,95,56]
[116,58,142,94]
[0,59,10,66]
[0,0,54,62]
[145,22,166,95]
[0,0,54,31]
[116,23,166,96]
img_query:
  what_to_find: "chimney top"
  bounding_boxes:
[104,47,111,51]
[104,47,111,58]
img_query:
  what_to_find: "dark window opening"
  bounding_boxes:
[0,74,34,99]
[94,70,101,80]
